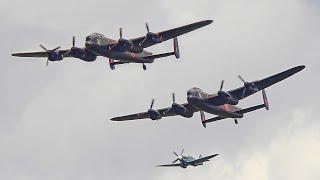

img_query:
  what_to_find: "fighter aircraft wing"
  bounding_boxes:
[130,20,213,48]
[110,103,198,121]
[228,65,305,100]
[12,49,74,58]
[187,154,219,165]
[156,163,181,167]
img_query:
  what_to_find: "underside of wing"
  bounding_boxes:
[12,51,48,57]
[130,20,213,48]
[188,154,219,165]
[110,103,197,121]
[12,49,73,58]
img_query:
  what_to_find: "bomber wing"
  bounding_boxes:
[110,103,197,121]
[130,20,213,48]
[187,154,219,165]
[208,65,305,105]
[12,49,74,58]
[228,65,305,100]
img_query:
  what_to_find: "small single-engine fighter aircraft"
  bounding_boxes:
[11,20,213,70]
[111,65,305,127]
[157,149,218,169]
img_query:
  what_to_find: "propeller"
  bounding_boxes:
[63,36,76,56]
[163,93,176,115]
[119,27,123,39]
[146,22,150,33]
[238,75,246,83]
[238,75,258,97]
[150,99,155,110]
[180,149,184,156]
[139,22,162,47]
[217,80,226,96]
[219,80,224,92]
[40,44,61,66]
[110,28,133,51]
[172,149,184,164]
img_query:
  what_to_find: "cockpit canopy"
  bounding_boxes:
[187,87,203,96]
[85,32,105,41]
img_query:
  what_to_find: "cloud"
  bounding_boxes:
[156,108,320,180]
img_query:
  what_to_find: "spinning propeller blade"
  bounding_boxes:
[173,151,179,157]
[172,159,179,164]
[150,99,155,109]
[146,22,150,33]
[72,36,75,47]
[63,36,76,56]
[119,28,123,39]
[39,44,60,67]
[39,44,48,52]
[219,80,224,91]
[163,93,176,115]
[238,75,246,83]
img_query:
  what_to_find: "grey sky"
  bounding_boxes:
[0,0,319,179]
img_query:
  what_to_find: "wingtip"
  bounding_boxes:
[203,19,214,25]
[298,65,306,70]
[292,65,306,73]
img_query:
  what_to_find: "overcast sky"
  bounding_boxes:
[0,0,319,179]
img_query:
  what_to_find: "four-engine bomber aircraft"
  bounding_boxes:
[11,20,213,70]
[111,65,305,127]
[157,150,218,169]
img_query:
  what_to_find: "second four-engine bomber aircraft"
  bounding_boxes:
[111,65,305,127]
[12,20,213,70]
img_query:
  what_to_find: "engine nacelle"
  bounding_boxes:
[48,51,63,61]
[218,91,239,105]
[139,33,163,47]
[72,48,97,62]
[148,109,161,120]
[172,103,187,114]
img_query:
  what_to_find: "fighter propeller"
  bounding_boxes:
[39,44,61,66]
[172,149,184,163]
